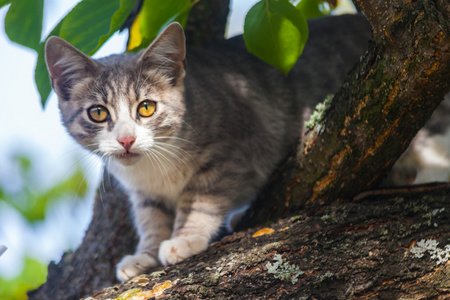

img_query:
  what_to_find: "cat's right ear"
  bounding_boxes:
[139,23,186,86]
[45,36,97,100]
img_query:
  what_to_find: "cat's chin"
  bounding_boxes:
[113,152,142,166]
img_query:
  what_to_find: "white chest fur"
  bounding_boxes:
[107,155,194,206]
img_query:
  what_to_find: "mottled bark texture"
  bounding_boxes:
[184,0,229,46]
[84,185,450,299]
[244,0,450,226]
[30,0,450,299]
[28,174,138,300]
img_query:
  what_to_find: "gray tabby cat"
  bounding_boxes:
[45,16,371,282]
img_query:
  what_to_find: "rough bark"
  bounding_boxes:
[29,0,450,299]
[184,0,229,46]
[84,184,450,299]
[244,0,450,226]
[297,0,450,201]
[28,174,137,300]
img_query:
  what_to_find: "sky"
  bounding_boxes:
[0,0,103,279]
[0,0,264,280]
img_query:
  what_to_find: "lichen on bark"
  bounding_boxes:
[84,188,450,299]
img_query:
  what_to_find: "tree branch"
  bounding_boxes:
[185,0,230,46]
[28,174,138,300]
[247,0,450,224]
[82,187,450,299]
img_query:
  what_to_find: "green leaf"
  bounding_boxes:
[35,0,135,106]
[0,257,47,300]
[14,154,32,173]
[92,0,137,54]
[244,0,308,75]
[26,167,88,222]
[0,156,88,223]
[296,0,332,19]
[35,18,65,107]
[35,48,53,108]
[4,0,43,50]
[138,0,195,46]
[0,0,12,9]
[59,0,135,55]
[41,167,88,200]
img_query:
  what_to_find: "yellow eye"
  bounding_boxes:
[88,105,109,122]
[138,100,156,117]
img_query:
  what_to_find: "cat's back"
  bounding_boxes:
[180,14,371,158]
[183,39,300,164]
[185,14,371,108]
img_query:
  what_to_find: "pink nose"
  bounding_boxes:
[117,136,136,151]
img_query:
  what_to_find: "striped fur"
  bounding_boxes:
[45,23,310,281]
[45,17,372,282]
[45,23,306,282]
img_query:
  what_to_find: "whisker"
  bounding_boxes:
[181,120,197,134]
[154,141,191,158]
[152,145,184,170]
[146,150,167,181]
[150,145,192,188]
[147,148,179,190]
[153,143,191,168]
[153,136,197,147]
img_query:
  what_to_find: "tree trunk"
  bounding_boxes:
[243,0,450,227]
[28,174,138,299]
[184,0,229,46]
[29,0,450,299]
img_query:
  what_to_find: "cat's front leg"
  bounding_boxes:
[116,195,174,281]
[158,193,228,266]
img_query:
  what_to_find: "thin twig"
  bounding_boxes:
[0,245,7,257]
[353,182,450,201]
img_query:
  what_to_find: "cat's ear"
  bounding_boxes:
[45,36,97,100]
[139,22,186,86]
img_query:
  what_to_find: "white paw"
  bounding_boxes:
[158,235,209,266]
[116,253,159,282]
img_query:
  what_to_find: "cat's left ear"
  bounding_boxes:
[45,36,97,100]
[139,22,186,86]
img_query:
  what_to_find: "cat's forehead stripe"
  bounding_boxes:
[65,107,84,125]
[126,79,138,103]
[99,74,140,107]
[92,74,108,104]
[105,79,119,104]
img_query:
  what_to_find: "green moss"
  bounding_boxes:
[266,254,304,284]
[317,272,334,282]
[150,270,166,278]
[204,272,220,286]
[181,272,195,284]
[304,94,334,130]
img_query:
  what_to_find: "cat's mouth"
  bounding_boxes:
[114,151,141,165]
[116,151,140,159]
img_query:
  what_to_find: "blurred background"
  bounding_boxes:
[0,0,355,298]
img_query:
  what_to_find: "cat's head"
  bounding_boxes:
[45,23,186,166]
